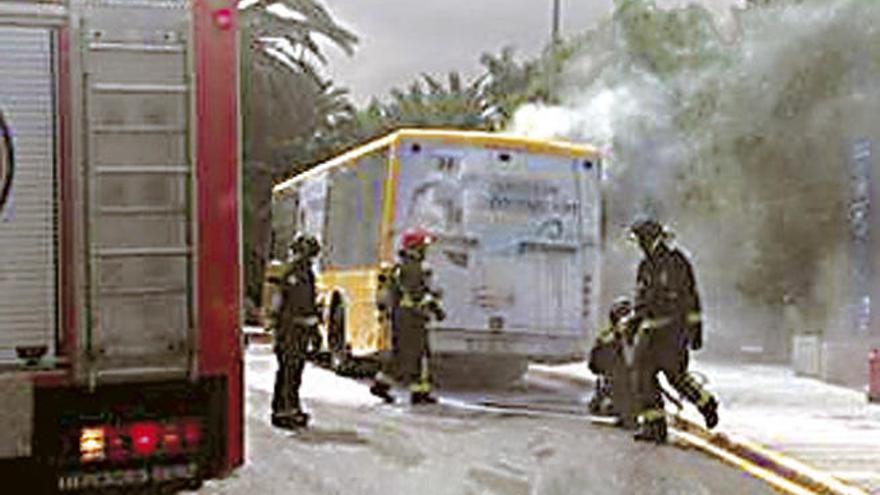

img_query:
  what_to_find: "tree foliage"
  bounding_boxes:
[239,0,357,311]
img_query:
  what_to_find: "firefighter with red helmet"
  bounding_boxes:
[370,227,446,405]
[269,232,322,429]
[629,218,719,443]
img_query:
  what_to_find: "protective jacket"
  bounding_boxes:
[630,242,718,438]
[634,244,702,350]
[271,258,320,421]
[378,249,444,390]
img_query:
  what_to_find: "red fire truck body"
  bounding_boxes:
[0,1,243,491]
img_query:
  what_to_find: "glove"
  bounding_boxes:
[689,323,703,351]
[306,325,322,357]
[422,298,446,321]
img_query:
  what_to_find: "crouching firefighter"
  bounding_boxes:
[370,228,446,405]
[269,233,323,429]
[588,297,638,427]
[629,218,719,443]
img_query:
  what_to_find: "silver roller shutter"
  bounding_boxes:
[0,27,57,363]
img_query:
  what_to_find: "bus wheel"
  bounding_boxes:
[327,293,347,368]
[432,354,528,390]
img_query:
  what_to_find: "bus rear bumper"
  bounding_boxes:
[429,328,588,364]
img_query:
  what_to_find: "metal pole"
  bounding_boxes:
[551,0,561,45]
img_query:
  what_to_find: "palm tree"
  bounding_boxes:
[382,71,490,129]
[478,47,542,126]
[238,0,358,313]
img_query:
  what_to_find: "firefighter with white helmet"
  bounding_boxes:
[628,218,719,443]
[370,227,446,405]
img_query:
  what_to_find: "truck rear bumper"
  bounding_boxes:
[429,328,587,363]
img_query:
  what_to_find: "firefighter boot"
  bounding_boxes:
[410,358,437,405]
[410,391,438,405]
[289,409,310,429]
[270,413,288,428]
[370,380,395,404]
[271,413,296,429]
[588,377,613,415]
[699,396,719,430]
[271,410,309,429]
[634,412,667,444]
[587,393,603,415]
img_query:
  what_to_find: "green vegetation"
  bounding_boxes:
[239,0,358,314]
[242,0,880,353]
[238,2,579,312]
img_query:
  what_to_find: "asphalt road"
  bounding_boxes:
[192,347,778,495]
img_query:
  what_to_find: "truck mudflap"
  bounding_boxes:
[32,378,227,494]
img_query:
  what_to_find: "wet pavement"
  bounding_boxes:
[535,360,880,494]
[189,346,778,495]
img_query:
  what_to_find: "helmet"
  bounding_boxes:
[609,297,632,324]
[629,217,665,244]
[400,227,433,251]
[290,233,320,259]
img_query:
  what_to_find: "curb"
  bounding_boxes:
[528,367,870,495]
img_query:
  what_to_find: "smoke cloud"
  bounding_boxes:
[509,0,880,360]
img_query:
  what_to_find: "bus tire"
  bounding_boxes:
[432,354,528,390]
[327,293,345,352]
[327,293,348,370]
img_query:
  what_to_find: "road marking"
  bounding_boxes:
[671,428,817,495]
[726,429,871,495]
[523,368,872,495]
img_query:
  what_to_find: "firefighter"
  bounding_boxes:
[370,228,446,405]
[588,297,637,427]
[269,233,322,429]
[369,262,400,403]
[628,218,719,443]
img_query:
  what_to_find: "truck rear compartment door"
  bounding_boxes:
[0,26,58,365]
[81,1,194,383]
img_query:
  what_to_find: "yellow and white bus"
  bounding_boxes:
[268,129,602,382]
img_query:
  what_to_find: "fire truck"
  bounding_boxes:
[0,1,243,492]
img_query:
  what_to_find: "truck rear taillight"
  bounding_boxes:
[182,419,201,449]
[77,418,202,465]
[80,427,105,463]
[105,427,129,463]
[161,423,182,456]
[130,422,160,457]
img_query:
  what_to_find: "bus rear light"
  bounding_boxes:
[129,422,160,457]
[80,427,105,463]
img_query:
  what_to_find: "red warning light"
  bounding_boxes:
[213,8,234,31]
[129,422,160,457]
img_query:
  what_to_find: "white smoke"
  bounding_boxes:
[508,0,880,361]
